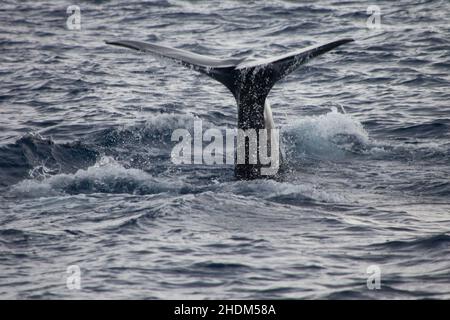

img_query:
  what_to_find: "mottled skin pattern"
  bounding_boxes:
[234,66,275,179]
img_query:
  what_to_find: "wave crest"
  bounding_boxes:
[9,156,185,198]
[283,107,370,160]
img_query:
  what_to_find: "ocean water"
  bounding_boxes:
[1,0,449,299]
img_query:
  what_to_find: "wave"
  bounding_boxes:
[282,107,370,160]
[0,133,98,188]
[8,156,186,198]
[92,113,211,149]
[8,154,347,204]
[369,233,450,252]
[3,111,449,198]
[389,120,449,139]
[8,155,345,203]
[216,179,348,204]
[281,108,449,164]
[0,228,61,246]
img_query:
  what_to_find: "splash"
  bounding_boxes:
[283,107,370,160]
[9,156,185,198]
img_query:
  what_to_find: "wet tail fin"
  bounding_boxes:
[106,38,354,179]
[106,38,354,100]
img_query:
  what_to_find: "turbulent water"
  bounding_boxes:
[1,0,449,299]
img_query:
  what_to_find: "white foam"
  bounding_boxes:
[283,107,370,158]
[10,156,182,198]
[221,179,348,203]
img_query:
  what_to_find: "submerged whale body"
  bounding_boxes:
[106,38,353,179]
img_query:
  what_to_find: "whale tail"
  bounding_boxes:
[106,38,354,179]
[106,38,353,101]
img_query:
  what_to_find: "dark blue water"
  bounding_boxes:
[1,0,449,299]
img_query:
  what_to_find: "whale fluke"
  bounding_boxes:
[106,38,354,179]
